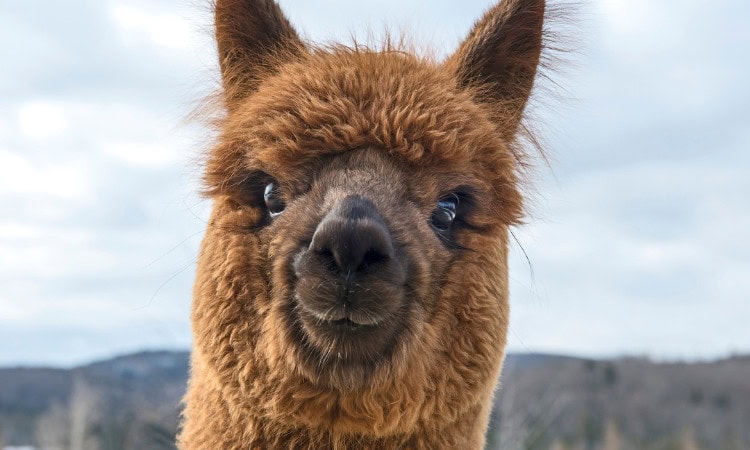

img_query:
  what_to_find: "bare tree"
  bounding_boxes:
[68,377,99,450]
[35,401,69,450]
[680,427,700,450]
[602,420,621,450]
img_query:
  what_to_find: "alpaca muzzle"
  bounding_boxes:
[291,194,408,358]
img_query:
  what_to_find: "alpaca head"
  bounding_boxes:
[190,0,546,440]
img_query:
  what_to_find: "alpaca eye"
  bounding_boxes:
[264,183,286,217]
[431,195,458,231]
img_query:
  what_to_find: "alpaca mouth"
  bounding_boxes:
[329,317,364,330]
[317,311,389,333]
[301,303,386,328]
[296,301,384,334]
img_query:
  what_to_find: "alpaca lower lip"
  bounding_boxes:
[297,307,389,341]
[308,312,377,331]
[329,318,364,330]
[295,294,387,328]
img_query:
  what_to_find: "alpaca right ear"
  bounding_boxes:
[446,0,546,137]
[214,0,305,109]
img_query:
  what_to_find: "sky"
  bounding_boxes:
[1,0,748,367]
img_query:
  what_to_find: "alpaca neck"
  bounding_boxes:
[180,367,491,449]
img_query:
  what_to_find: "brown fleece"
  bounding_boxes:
[179,0,549,448]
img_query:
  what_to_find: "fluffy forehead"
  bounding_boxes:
[220,47,519,181]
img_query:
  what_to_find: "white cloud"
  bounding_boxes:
[507,151,750,359]
[0,149,87,198]
[597,0,717,57]
[110,3,195,50]
[17,101,70,141]
[102,140,180,167]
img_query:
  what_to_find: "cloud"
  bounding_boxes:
[17,101,71,141]
[0,0,214,366]
[508,153,750,359]
[0,149,87,198]
[110,3,196,50]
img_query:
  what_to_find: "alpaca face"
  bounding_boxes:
[190,0,546,434]
[285,151,490,370]
[263,147,463,386]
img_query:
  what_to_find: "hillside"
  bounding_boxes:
[0,351,187,450]
[1,351,747,449]
[488,354,750,450]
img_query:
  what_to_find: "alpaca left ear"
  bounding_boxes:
[447,0,545,135]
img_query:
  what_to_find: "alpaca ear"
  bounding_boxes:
[214,0,305,108]
[447,0,545,134]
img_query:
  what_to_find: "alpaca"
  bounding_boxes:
[179,0,549,448]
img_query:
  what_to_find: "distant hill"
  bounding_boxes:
[0,351,188,449]
[489,354,750,450]
[1,351,748,450]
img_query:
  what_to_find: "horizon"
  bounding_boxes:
[1,0,748,367]
[4,347,749,371]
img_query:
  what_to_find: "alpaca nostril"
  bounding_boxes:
[315,248,339,274]
[359,247,389,271]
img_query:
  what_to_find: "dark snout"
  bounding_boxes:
[293,195,406,329]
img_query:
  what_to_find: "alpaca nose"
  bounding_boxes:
[310,195,394,275]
